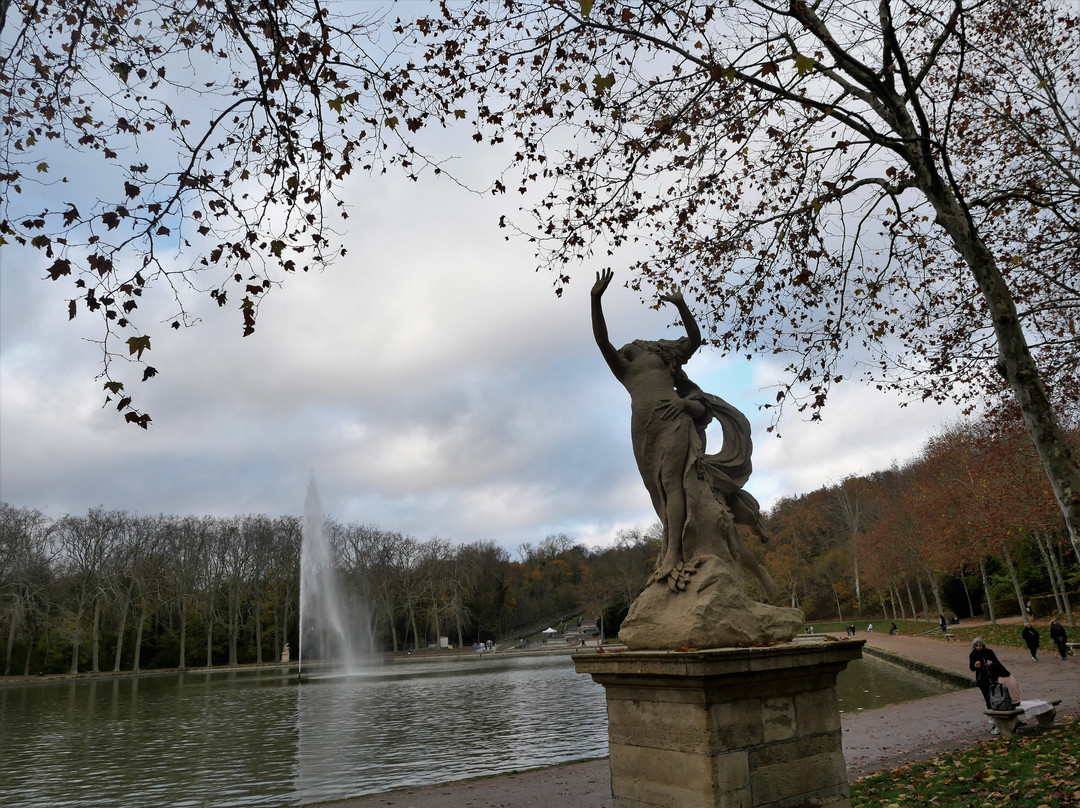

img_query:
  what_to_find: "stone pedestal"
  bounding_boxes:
[574,641,863,808]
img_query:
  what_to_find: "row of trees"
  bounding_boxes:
[0,503,659,675]
[764,413,1079,626]
[3,411,1076,676]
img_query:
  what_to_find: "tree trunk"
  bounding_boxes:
[889,583,907,622]
[255,599,263,664]
[178,600,188,669]
[113,596,129,672]
[409,609,421,653]
[927,571,946,619]
[69,601,84,674]
[133,601,148,672]
[1033,533,1064,615]
[4,612,17,676]
[905,580,917,620]
[205,608,214,667]
[928,189,1080,565]
[227,595,239,666]
[91,598,101,673]
[284,600,294,657]
[272,588,281,662]
[916,571,930,620]
[365,613,377,654]
[377,593,398,652]
[959,566,976,619]
[878,591,888,622]
[1041,533,1074,626]
[978,556,996,624]
[852,552,862,616]
[999,543,1027,619]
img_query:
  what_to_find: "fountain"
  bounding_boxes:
[299,477,361,676]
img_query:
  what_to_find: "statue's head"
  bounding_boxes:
[617,339,652,361]
[618,338,684,370]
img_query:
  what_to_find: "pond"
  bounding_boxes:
[0,653,950,807]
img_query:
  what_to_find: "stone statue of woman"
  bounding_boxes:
[591,269,802,648]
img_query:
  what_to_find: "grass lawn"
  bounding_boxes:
[851,718,1080,807]
[805,619,1073,652]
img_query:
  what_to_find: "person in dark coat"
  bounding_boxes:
[939,614,947,633]
[1049,620,1069,660]
[969,637,1010,709]
[1022,622,1040,661]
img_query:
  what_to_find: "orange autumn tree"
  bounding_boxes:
[765,487,839,616]
[860,473,929,621]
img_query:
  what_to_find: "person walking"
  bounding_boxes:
[1022,622,1041,662]
[1049,619,1069,660]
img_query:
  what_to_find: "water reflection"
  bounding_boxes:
[293,656,608,804]
[0,653,948,808]
[836,657,949,712]
[0,656,605,808]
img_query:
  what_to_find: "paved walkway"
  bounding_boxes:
[319,627,1079,808]
[842,628,1078,777]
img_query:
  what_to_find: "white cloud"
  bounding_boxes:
[1,113,966,551]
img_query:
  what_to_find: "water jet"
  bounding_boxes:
[298,477,361,680]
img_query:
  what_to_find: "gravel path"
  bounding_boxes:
[315,623,1079,808]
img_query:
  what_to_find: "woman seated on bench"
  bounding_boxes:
[970,638,1020,708]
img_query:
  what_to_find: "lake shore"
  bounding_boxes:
[0,642,599,688]
[312,628,1079,808]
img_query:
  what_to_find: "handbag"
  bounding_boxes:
[987,681,1012,711]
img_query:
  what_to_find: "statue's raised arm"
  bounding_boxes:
[658,289,702,360]
[591,269,628,383]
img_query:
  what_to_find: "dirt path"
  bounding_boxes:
[313,626,1079,808]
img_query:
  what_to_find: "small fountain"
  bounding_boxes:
[298,477,360,678]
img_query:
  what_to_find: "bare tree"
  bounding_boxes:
[53,508,123,673]
[2,1,432,424]
[412,0,1080,558]
[831,477,870,615]
[0,504,56,675]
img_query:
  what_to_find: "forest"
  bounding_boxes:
[764,413,1078,627]
[2,412,1076,676]
[0,501,660,675]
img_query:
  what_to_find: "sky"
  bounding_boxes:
[0,158,969,553]
[0,18,971,555]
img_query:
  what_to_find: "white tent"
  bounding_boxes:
[542,627,558,634]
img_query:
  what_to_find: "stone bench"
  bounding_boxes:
[984,699,1061,739]
[942,633,956,641]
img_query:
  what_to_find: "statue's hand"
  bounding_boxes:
[658,396,706,420]
[658,290,685,306]
[657,398,690,420]
[591,269,614,297]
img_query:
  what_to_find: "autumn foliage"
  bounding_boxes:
[764,414,1077,624]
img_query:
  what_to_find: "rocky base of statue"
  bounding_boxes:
[619,554,803,650]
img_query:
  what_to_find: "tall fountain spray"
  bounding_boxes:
[299,477,360,677]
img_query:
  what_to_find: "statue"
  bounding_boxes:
[591,270,803,648]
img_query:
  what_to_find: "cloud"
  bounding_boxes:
[748,363,967,509]
[1,122,965,552]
